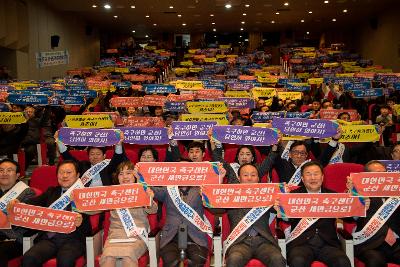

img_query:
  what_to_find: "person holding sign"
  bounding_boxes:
[278,161,352,267]
[0,159,35,266]
[224,163,286,267]
[55,130,127,187]
[100,161,157,267]
[347,160,400,267]
[8,160,91,267]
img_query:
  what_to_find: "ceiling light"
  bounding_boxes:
[145,35,149,38]
[113,15,118,18]
[245,4,250,7]
[178,14,182,17]
[239,35,242,37]
[132,30,136,33]
[182,23,186,26]
[324,0,329,3]
[214,35,217,37]
[241,21,245,24]
[284,2,289,6]
[213,28,216,31]
[271,20,275,23]
[212,22,215,25]
[92,4,97,8]
[276,12,280,15]
[306,31,310,35]
[145,15,150,18]
[332,18,336,22]
[104,4,111,9]
[130,5,135,8]
[343,9,348,13]
[210,14,214,17]
[153,23,157,26]
[225,4,232,8]
[242,13,247,16]
[308,11,313,14]
[169,6,173,9]
[240,28,244,31]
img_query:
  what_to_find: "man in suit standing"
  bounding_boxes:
[9,160,91,267]
[55,130,127,186]
[351,160,400,267]
[225,163,286,267]
[283,161,352,267]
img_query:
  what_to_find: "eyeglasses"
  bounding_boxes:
[290,151,308,157]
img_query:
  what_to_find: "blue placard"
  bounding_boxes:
[60,96,85,105]
[220,97,255,109]
[393,82,400,90]
[164,101,187,112]
[65,85,87,90]
[7,89,53,97]
[379,160,400,172]
[7,94,49,105]
[112,81,132,89]
[70,89,97,98]
[286,83,310,92]
[251,111,285,123]
[278,78,301,86]
[143,84,177,94]
[351,88,383,98]
[343,82,372,91]
[286,112,312,119]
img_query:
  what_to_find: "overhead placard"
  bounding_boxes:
[0,112,26,124]
[137,162,222,186]
[277,92,302,101]
[219,97,255,109]
[319,109,359,121]
[212,126,279,146]
[272,118,338,139]
[186,101,228,114]
[380,160,400,172]
[110,97,143,108]
[339,124,380,142]
[143,84,177,94]
[350,172,400,197]
[7,94,48,105]
[181,113,229,125]
[58,128,120,147]
[175,80,204,90]
[172,121,217,140]
[118,127,169,145]
[64,114,114,129]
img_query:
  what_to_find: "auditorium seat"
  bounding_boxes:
[323,163,364,193]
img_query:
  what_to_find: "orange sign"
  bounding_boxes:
[201,183,281,208]
[239,75,256,81]
[123,116,165,127]
[72,184,151,211]
[137,162,222,186]
[319,109,360,121]
[196,89,224,100]
[143,95,167,106]
[9,203,78,233]
[278,193,365,218]
[167,93,195,102]
[110,97,144,108]
[350,172,400,197]
[0,212,11,229]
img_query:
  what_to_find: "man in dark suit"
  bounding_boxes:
[225,163,286,267]
[284,161,352,267]
[351,160,400,267]
[56,130,127,186]
[9,160,91,267]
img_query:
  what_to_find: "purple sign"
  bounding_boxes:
[380,160,400,172]
[272,118,338,139]
[227,82,254,91]
[220,97,255,109]
[212,126,278,146]
[118,127,168,145]
[251,111,285,123]
[164,101,187,113]
[58,128,120,147]
[172,121,217,140]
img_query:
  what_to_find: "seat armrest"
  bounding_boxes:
[23,233,38,254]
[86,229,104,267]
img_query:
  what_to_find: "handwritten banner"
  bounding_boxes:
[220,97,255,109]
[143,84,177,94]
[7,94,48,105]
[279,193,365,218]
[118,127,168,145]
[59,128,120,147]
[110,97,143,108]
[0,112,26,124]
[350,172,400,197]
[319,109,359,121]
[201,183,280,208]
[380,160,400,172]
[9,203,77,233]
[64,114,114,129]
[137,162,222,186]
[172,121,216,140]
[212,126,278,146]
[123,116,165,127]
[181,113,229,125]
[272,118,338,139]
[186,101,228,114]
[72,184,151,211]
[339,124,380,142]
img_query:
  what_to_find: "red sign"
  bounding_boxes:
[72,184,151,211]
[137,162,222,186]
[350,172,400,197]
[319,109,360,121]
[278,193,365,218]
[123,116,165,127]
[196,89,224,100]
[110,97,144,108]
[9,203,78,233]
[201,183,280,208]
[131,84,143,90]
[167,93,195,102]
[239,75,256,81]
[143,95,167,106]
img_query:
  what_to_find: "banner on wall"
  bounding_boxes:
[36,50,69,68]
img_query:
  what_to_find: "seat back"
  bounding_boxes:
[323,163,364,193]
[60,150,89,162]
[29,165,58,193]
